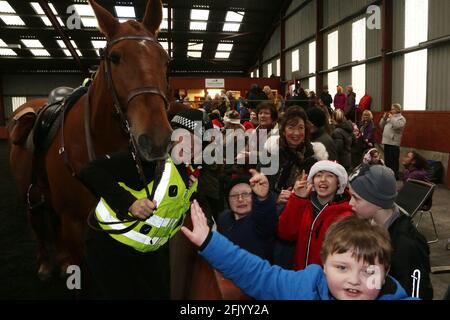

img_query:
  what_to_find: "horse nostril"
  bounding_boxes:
[137,134,152,154]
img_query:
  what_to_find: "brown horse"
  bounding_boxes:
[8,0,172,280]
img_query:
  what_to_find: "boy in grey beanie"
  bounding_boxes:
[348,164,433,300]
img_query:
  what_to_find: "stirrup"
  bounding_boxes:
[27,184,45,211]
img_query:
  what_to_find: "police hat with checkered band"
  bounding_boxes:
[170,108,212,135]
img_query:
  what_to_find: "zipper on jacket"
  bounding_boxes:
[305,204,328,266]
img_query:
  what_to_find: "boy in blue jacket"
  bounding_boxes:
[182,183,415,299]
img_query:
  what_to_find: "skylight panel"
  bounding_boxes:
[188,42,203,51]
[225,11,244,22]
[0,15,25,26]
[91,40,106,56]
[0,38,17,56]
[217,43,233,51]
[57,40,82,57]
[189,21,207,31]
[114,6,135,18]
[215,52,230,59]
[160,7,173,30]
[30,49,50,56]
[21,39,44,48]
[159,41,169,50]
[0,1,15,13]
[223,23,240,32]
[73,4,97,28]
[31,2,64,26]
[190,9,209,20]
[187,51,201,58]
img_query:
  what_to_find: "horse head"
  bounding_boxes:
[89,0,172,161]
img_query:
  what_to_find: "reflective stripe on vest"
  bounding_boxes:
[94,158,198,252]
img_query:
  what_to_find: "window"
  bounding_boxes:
[404,50,427,110]
[250,71,254,78]
[405,0,428,48]
[276,59,280,77]
[352,65,366,100]
[267,63,272,77]
[291,49,299,72]
[328,71,338,96]
[309,41,316,74]
[327,31,338,69]
[309,77,316,93]
[256,69,259,78]
[12,97,26,112]
[352,18,366,61]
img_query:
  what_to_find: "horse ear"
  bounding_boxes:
[88,0,119,39]
[142,0,163,35]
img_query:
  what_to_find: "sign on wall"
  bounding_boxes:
[205,78,225,88]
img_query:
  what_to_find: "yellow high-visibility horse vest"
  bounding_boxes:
[94,158,197,252]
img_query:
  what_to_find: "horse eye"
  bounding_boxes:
[109,52,121,64]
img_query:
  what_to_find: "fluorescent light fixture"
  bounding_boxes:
[190,9,209,20]
[223,23,240,32]
[115,6,135,18]
[189,21,207,31]
[217,43,233,51]
[30,49,50,56]
[188,42,203,51]
[0,1,15,13]
[21,39,44,48]
[187,51,201,58]
[0,15,25,25]
[215,52,230,59]
[225,11,244,22]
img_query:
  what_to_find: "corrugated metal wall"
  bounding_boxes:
[338,21,352,65]
[427,44,450,110]
[338,69,351,89]
[366,23,381,58]
[260,0,450,112]
[299,43,310,77]
[323,0,374,28]
[393,0,405,51]
[285,1,316,49]
[392,56,404,106]
[286,0,309,16]
[429,0,450,40]
[263,26,281,61]
[366,61,381,111]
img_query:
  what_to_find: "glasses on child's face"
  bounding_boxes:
[229,192,252,201]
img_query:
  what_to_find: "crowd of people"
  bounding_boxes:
[80,82,437,300]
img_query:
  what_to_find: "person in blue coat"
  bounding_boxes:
[182,199,416,300]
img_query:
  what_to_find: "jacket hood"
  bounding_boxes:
[336,120,353,133]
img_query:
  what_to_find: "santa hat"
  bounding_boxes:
[307,160,348,195]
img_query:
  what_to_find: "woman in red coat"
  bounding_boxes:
[277,160,352,270]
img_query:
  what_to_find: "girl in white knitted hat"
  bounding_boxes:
[277,160,353,270]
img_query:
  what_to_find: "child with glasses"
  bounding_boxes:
[216,169,278,261]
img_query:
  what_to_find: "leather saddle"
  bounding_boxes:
[33,86,87,153]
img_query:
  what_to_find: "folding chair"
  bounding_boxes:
[395,179,438,244]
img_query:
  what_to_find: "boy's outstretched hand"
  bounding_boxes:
[181,200,210,247]
[249,169,269,200]
[294,170,313,198]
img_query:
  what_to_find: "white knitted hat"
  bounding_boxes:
[307,160,348,195]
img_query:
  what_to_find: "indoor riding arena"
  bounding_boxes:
[1,0,450,303]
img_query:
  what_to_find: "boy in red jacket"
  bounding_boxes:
[277,160,352,270]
